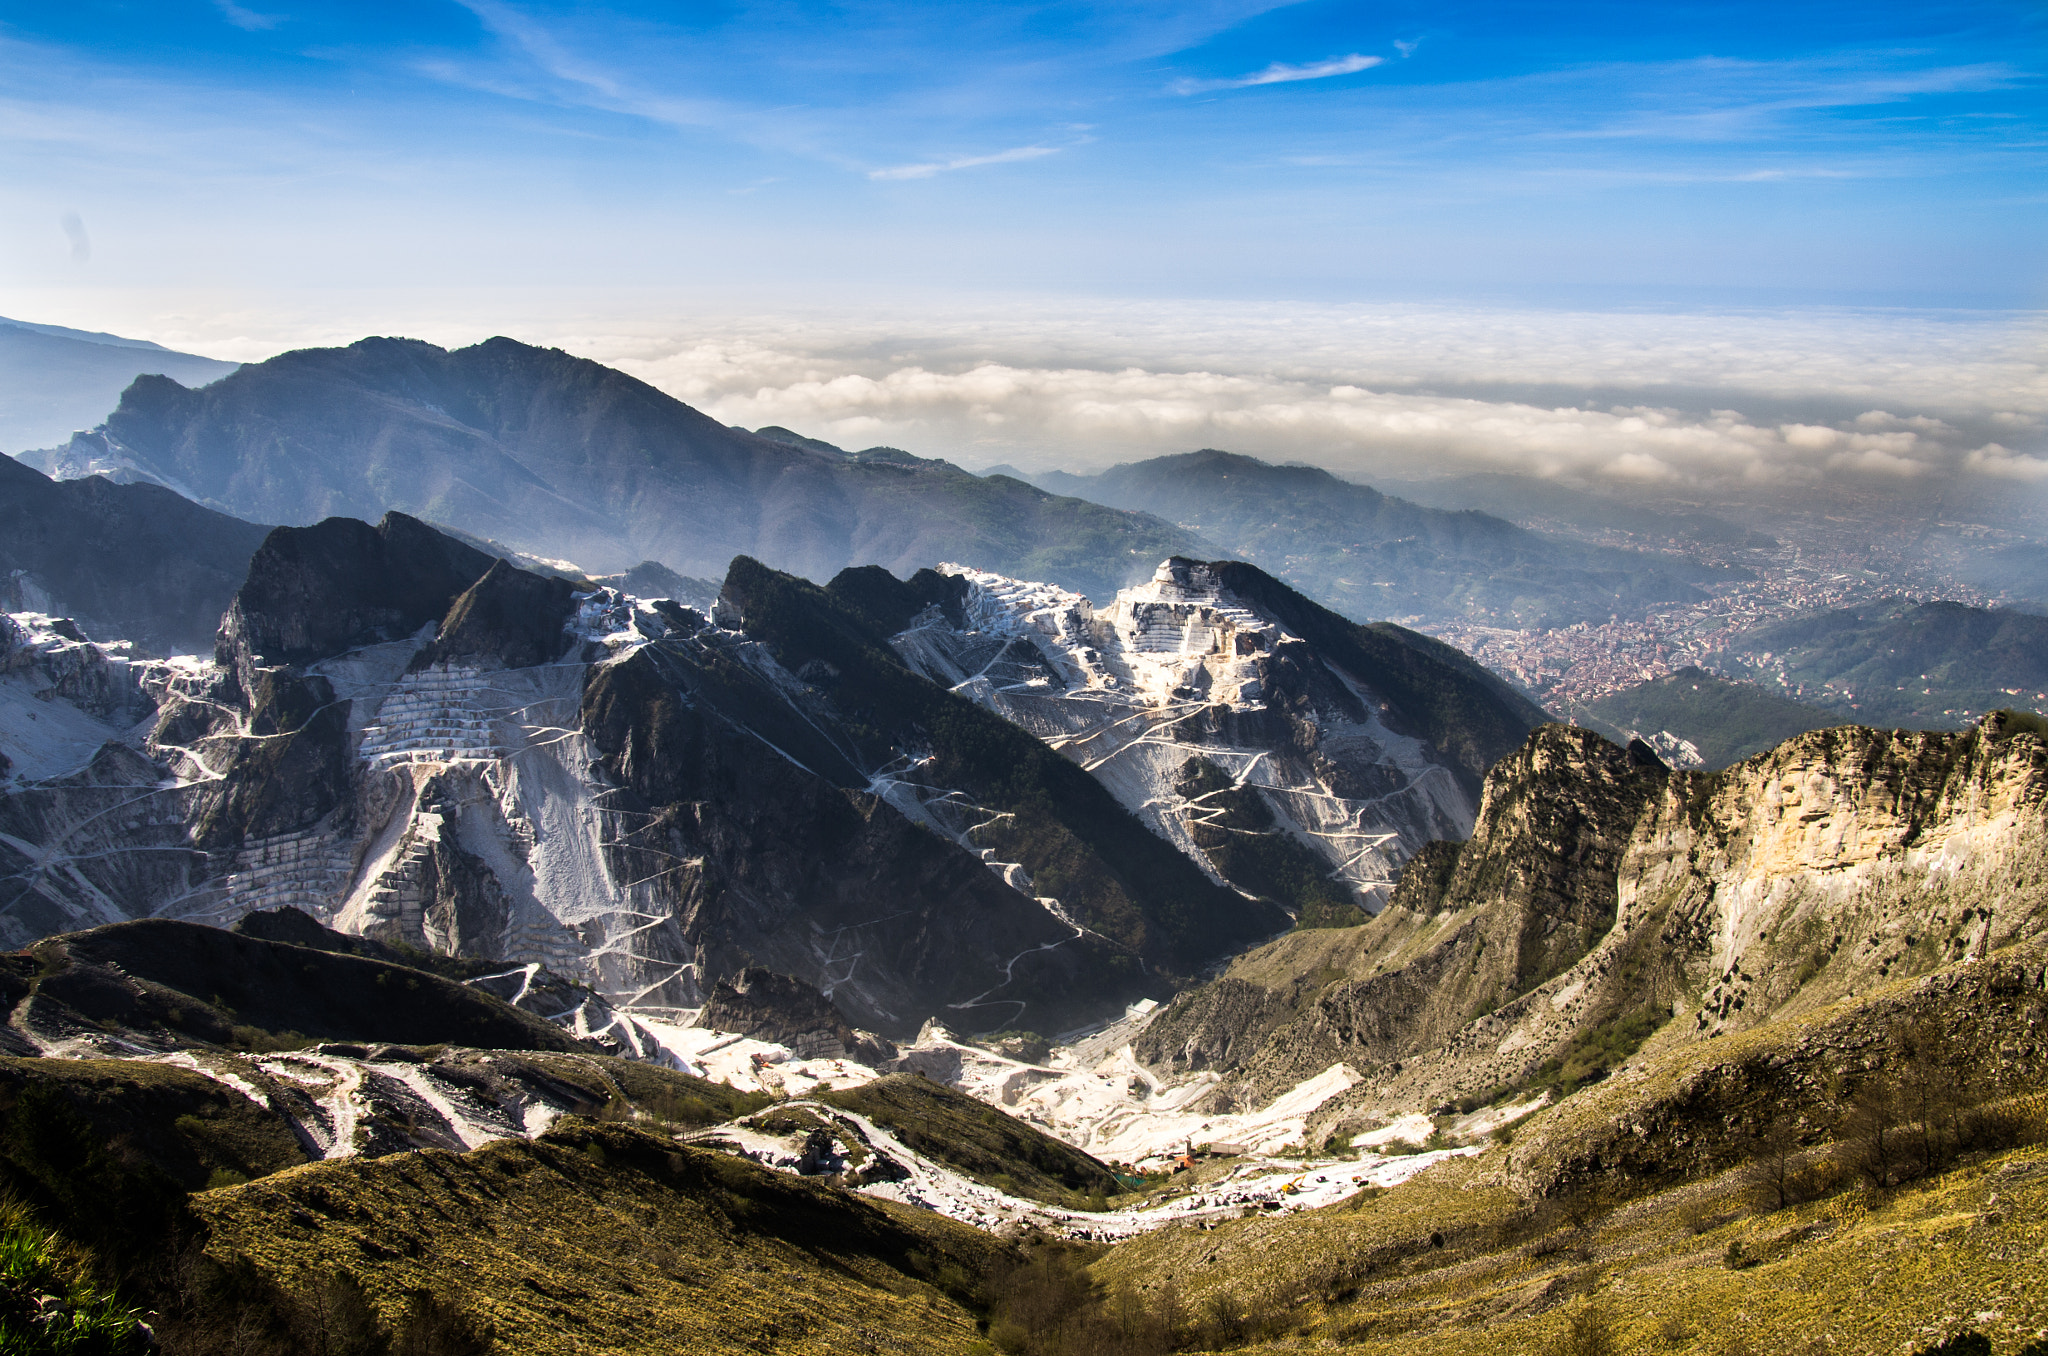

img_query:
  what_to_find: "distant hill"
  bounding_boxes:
[0,316,237,455]
[1725,599,2048,728]
[33,336,1200,602]
[995,449,1728,628]
[1562,666,1838,768]
[1375,470,1779,549]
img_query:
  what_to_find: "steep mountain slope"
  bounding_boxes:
[1130,714,2048,1130]
[12,515,1405,1038]
[887,557,1549,919]
[0,454,271,653]
[1562,664,1838,768]
[1009,449,1725,628]
[0,317,237,455]
[193,1123,1007,1356]
[42,336,1199,600]
[1726,598,2048,728]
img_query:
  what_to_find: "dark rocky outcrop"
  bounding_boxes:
[0,453,270,654]
[1201,560,1552,799]
[699,968,898,1064]
[217,511,496,672]
[410,558,578,671]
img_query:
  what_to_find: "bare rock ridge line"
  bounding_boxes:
[1134,713,2048,1145]
[889,556,1544,917]
[2,510,1536,1043]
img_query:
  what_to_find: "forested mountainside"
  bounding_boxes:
[26,336,1201,602]
[1009,449,1731,629]
[1726,598,2048,729]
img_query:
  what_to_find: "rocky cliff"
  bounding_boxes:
[1133,715,2048,1131]
[888,557,1547,920]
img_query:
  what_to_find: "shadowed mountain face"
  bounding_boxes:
[46,336,1198,602]
[1012,449,1729,628]
[0,453,272,654]
[884,557,1549,922]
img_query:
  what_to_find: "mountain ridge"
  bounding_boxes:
[36,336,1205,603]
[998,448,1731,628]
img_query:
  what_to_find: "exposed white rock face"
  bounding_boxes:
[891,559,1476,911]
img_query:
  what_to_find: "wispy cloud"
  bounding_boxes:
[1171,53,1382,96]
[211,0,280,31]
[450,0,742,133]
[869,143,1062,180]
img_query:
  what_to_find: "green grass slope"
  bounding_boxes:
[193,1121,1008,1356]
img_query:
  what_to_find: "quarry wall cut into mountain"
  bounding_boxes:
[891,557,1487,915]
[0,517,1543,1042]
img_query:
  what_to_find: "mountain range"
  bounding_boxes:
[7,317,2048,1356]
[0,509,1539,1041]
[22,336,1201,604]
[1000,449,1734,629]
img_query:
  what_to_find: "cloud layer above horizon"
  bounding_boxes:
[598,302,2048,490]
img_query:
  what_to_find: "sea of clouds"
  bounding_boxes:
[25,290,2048,490]
[573,300,2048,490]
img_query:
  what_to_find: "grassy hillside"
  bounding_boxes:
[189,1122,1008,1356]
[1563,665,1839,768]
[19,918,586,1054]
[1083,942,2048,1356]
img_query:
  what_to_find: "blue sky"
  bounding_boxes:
[1,0,2043,308]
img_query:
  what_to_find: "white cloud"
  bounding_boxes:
[211,0,279,30]
[1170,54,1382,95]
[869,143,1062,181]
[1966,444,2048,481]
